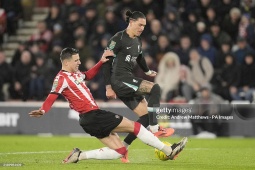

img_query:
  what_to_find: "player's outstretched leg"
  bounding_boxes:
[62,136,188,163]
[115,118,186,161]
[63,147,126,163]
[63,133,127,164]
[121,114,149,163]
[121,96,175,163]
[63,118,187,164]
[130,121,187,160]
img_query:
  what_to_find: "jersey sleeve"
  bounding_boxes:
[40,75,67,113]
[50,75,67,94]
[106,33,122,53]
[40,93,58,113]
[83,61,103,80]
[136,53,150,72]
[136,37,149,72]
[102,34,122,85]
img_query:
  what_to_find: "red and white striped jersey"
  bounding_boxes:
[51,70,99,114]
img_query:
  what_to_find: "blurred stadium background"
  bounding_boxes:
[0,0,255,137]
[1,1,255,169]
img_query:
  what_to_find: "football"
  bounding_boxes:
[154,141,172,161]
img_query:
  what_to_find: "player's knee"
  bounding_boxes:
[151,84,161,95]
[141,98,148,105]
[123,118,137,133]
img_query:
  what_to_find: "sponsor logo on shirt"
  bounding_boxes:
[51,79,58,91]
[74,77,84,85]
[125,55,137,63]
[125,55,131,62]
[131,57,137,62]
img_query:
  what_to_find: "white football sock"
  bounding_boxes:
[135,123,172,155]
[149,124,159,133]
[135,123,163,149]
[161,145,172,156]
[79,147,122,160]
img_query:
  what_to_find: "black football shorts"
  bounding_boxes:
[111,76,144,110]
[79,109,123,139]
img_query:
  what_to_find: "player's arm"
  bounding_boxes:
[136,53,157,77]
[102,34,121,99]
[83,50,114,80]
[102,35,120,85]
[103,56,116,99]
[29,93,59,117]
[29,76,65,118]
[102,56,114,85]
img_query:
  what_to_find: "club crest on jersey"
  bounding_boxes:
[51,78,58,91]
[74,77,84,85]
[109,40,116,50]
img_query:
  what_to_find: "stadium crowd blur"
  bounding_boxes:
[1,0,255,103]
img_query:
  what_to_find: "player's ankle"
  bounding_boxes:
[161,145,172,156]
[78,151,86,160]
[150,124,159,133]
[122,141,130,149]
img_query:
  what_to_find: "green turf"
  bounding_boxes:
[0,135,254,170]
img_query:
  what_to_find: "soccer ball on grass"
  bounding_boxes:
[154,141,171,161]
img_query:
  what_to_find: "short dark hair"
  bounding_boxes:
[60,47,79,61]
[125,10,145,23]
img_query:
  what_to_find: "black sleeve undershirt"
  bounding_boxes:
[102,56,114,85]
[136,53,150,72]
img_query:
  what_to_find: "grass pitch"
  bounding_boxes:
[0,135,255,170]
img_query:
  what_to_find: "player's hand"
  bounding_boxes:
[101,50,114,63]
[106,88,117,99]
[29,110,45,118]
[147,70,157,77]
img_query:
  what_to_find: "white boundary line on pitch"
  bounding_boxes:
[0,151,69,155]
[0,148,209,155]
[129,148,211,151]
